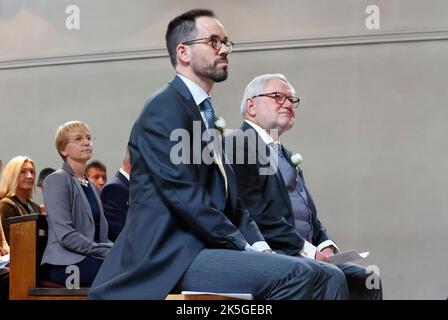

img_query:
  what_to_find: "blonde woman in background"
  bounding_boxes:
[0,156,40,246]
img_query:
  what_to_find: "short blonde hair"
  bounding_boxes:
[0,156,36,199]
[54,121,91,160]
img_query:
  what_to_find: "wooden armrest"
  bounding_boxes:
[8,213,40,225]
[9,215,39,299]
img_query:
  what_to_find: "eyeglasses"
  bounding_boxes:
[68,135,95,145]
[182,35,234,54]
[251,92,300,108]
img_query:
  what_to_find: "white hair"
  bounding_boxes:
[240,73,296,116]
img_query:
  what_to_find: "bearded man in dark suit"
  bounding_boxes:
[89,10,348,300]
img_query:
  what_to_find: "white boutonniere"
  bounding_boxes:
[215,116,226,134]
[291,153,303,173]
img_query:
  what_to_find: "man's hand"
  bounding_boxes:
[315,250,330,262]
[320,246,335,258]
[263,249,273,253]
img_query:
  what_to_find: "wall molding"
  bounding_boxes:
[1,30,447,70]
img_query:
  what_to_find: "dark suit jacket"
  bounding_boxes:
[101,171,129,241]
[89,76,264,299]
[228,121,332,256]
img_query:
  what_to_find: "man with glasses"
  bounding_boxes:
[89,10,348,300]
[228,73,382,299]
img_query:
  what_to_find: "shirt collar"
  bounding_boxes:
[244,120,279,146]
[177,74,210,106]
[119,168,130,181]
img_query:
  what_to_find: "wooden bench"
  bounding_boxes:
[8,214,241,300]
[8,214,88,300]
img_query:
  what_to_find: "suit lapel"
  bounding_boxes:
[241,122,295,216]
[298,171,317,216]
[169,76,204,125]
[72,177,95,224]
[281,146,317,215]
[170,76,229,198]
[62,163,94,225]
[117,171,129,188]
[281,146,296,168]
[271,146,295,217]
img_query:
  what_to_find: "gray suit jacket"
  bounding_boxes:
[41,162,112,266]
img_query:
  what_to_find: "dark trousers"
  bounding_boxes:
[46,256,103,287]
[0,267,9,300]
[339,262,383,300]
[177,249,349,300]
[291,257,382,300]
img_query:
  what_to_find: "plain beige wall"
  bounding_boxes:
[1,0,447,299]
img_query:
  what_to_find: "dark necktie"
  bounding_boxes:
[200,98,216,129]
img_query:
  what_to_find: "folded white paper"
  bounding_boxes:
[0,253,9,268]
[328,250,369,265]
[181,291,253,300]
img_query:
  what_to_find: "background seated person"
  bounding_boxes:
[86,160,107,191]
[101,147,130,241]
[36,167,55,214]
[0,156,40,245]
[41,121,113,286]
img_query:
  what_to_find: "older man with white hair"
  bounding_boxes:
[228,73,382,300]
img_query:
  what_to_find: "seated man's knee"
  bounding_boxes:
[321,263,347,285]
[288,258,317,283]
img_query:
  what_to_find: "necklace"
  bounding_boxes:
[78,177,89,187]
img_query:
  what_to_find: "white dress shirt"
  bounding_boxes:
[119,168,130,181]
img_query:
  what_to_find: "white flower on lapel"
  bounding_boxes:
[291,152,303,173]
[215,117,226,134]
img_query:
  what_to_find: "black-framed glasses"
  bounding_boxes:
[182,35,234,53]
[252,92,300,108]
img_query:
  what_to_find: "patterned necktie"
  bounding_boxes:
[200,98,227,196]
[271,142,285,159]
[200,98,216,129]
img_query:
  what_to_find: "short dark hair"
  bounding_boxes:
[37,167,55,188]
[165,9,216,67]
[86,160,107,172]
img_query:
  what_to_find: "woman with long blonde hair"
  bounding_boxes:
[0,156,40,246]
